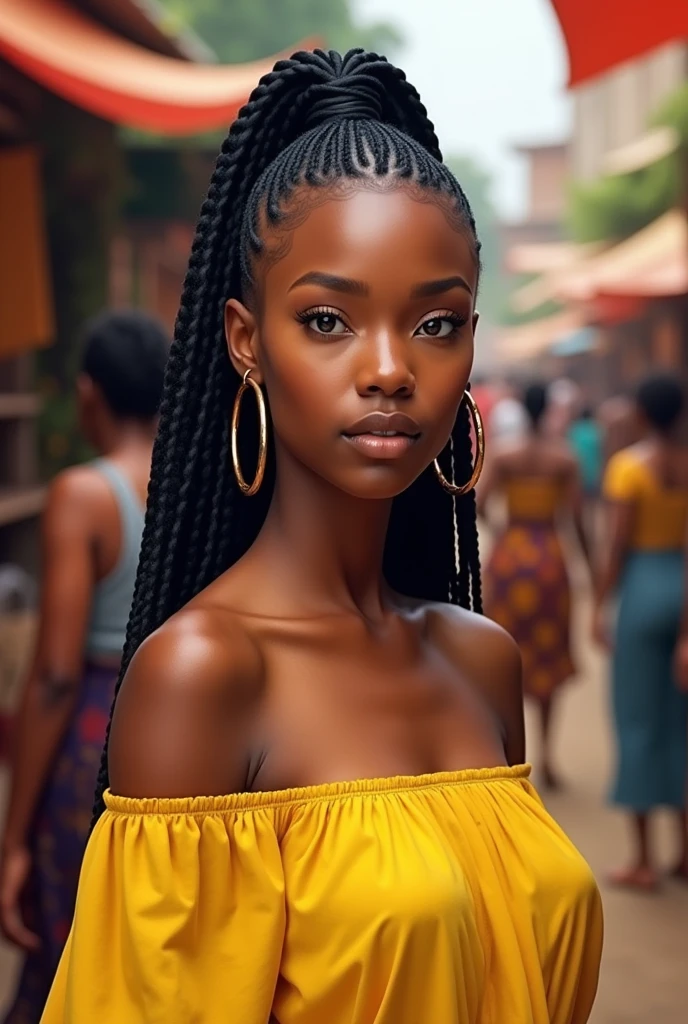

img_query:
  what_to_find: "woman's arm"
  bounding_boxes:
[592,499,634,649]
[565,460,592,572]
[0,472,96,948]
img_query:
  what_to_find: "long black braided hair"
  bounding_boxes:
[92,48,483,822]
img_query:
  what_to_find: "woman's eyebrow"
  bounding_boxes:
[289,271,368,296]
[411,276,473,298]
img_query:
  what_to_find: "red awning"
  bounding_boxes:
[0,0,310,134]
[550,1,688,87]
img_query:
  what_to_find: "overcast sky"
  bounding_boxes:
[355,0,570,220]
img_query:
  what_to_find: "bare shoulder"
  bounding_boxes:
[425,603,525,763]
[108,605,265,798]
[427,603,521,682]
[558,445,580,476]
[627,440,653,465]
[44,465,114,529]
[538,434,575,467]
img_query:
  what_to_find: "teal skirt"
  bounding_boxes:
[612,551,688,811]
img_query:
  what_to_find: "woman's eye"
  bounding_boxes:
[305,312,350,336]
[416,316,464,338]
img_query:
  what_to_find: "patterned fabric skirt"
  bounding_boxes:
[2,662,116,1024]
[485,523,575,701]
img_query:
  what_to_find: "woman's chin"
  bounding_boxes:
[329,465,425,501]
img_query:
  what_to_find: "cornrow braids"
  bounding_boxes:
[91,48,483,823]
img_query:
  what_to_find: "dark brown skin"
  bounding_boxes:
[0,378,153,950]
[110,188,524,809]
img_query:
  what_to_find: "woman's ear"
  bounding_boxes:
[225,299,263,384]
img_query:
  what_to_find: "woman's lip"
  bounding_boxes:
[342,433,418,459]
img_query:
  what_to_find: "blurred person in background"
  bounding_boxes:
[488,377,528,441]
[598,392,639,467]
[0,311,168,1021]
[469,373,497,443]
[479,382,590,789]
[568,406,603,540]
[595,374,688,889]
[546,378,582,439]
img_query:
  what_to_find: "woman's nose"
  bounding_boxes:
[356,334,416,398]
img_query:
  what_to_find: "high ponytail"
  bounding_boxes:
[91,49,483,824]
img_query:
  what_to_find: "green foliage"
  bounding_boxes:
[124,1,403,150]
[444,154,502,322]
[567,80,688,245]
[651,82,688,142]
[497,279,562,327]
[157,0,403,63]
[123,147,216,220]
[568,156,678,243]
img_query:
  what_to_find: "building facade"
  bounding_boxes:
[572,40,688,181]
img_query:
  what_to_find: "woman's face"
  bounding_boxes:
[226,186,478,499]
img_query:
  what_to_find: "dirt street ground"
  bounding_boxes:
[0,583,686,1020]
[536,588,688,1023]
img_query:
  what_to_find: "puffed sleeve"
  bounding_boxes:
[603,450,641,503]
[41,792,286,1023]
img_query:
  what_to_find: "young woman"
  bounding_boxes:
[479,383,590,789]
[42,51,602,1024]
[596,374,688,889]
[0,312,168,1022]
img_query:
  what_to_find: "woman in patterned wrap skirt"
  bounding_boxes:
[479,382,590,789]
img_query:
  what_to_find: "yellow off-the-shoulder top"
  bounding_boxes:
[42,765,603,1024]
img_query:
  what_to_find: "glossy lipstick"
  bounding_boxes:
[342,411,421,460]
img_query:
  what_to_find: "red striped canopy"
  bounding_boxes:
[0,0,311,134]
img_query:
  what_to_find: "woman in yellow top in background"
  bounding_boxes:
[596,374,688,889]
[41,51,602,1023]
[480,383,590,790]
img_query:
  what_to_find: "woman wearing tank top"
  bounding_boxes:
[0,311,168,1021]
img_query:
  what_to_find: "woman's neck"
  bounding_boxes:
[650,428,679,447]
[248,446,394,620]
[97,420,156,459]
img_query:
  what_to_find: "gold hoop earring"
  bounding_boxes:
[231,369,267,496]
[434,390,485,496]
